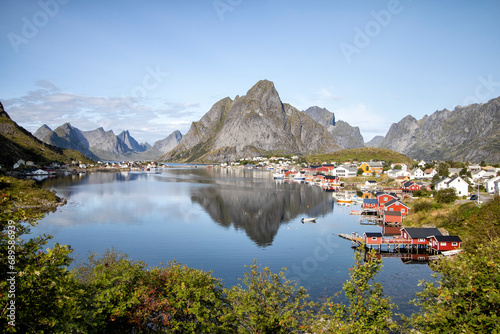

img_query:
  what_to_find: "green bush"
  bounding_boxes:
[435,188,458,204]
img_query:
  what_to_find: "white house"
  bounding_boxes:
[424,168,437,179]
[332,166,357,178]
[387,169,410,179]
[485,176,500,194]
[471,170,496,184]
[410,167,425,180]
[435,176,469,196]
[418,160,427,168]
[33,169,48,175]
[391,163,408,172]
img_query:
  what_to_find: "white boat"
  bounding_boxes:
[441,249,462,256]
[301,217,317,223]
[273,172,285,179]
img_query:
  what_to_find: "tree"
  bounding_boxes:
[224,260,313,333]
[357,168,363,176]
[435,188,457,204]
[411,239,500,333]
[0,176,83,333]
[310,249,398,333]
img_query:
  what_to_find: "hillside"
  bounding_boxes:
[164,80,340,163]
[304,147,415,166]
[0,102,93,167]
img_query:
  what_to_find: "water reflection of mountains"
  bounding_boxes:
[191,180,334,247]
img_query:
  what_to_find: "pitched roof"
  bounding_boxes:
[385,198,408,208]
[428,235,462,242]
[363,198,378,204]
[365,232,383,238]
[403,227,442,239]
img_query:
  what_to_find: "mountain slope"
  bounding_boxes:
[0,102,92,167]
[165,80,340,162]
[303,106,365,149]
[152,130,183,154]
[118,130,149,152]
[379,97,500,163]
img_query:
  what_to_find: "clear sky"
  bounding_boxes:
[1,0,500,145]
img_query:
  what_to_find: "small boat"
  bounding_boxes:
[301,217,317,223]
[441,249,463,256]
[273,172,285,179]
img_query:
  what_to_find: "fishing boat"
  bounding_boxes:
[301,217,317,223]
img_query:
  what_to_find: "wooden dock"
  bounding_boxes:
[338,233,364,245]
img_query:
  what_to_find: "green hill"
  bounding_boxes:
[304,147,416,166]
[0,102,93,168]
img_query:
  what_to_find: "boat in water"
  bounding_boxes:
[301,217,317,223]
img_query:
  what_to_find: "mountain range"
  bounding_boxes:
[371,97,500,163]
[34,124,182,161]
[3,79,499,165]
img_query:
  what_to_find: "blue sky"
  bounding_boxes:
[1,0,500,144]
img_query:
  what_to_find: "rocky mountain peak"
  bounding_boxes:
[0,102,11,119]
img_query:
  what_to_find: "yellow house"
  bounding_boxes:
[359,162,384,174]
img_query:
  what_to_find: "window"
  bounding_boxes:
[452,242,458,246]
[418,238,425,242]
[389,208,394,211]
[440,242,447,246]
[371,237,378,241]
[401,209,406,213]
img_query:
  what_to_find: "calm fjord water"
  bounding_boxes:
[36,168,433,315]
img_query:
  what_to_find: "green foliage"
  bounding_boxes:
[412,199,433,212]
[435,188,458,204]
[357,168,363,176]
[411,239,500,333]
[72,249,147,332]
[224,260,313,333]
[0,177,83,333]
[413,189,431,198]
[128,261,230,333]
[311,249,398,333]
[304,147,415,167]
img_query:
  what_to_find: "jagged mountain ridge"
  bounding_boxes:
[118,130,149,152]
[164,80,341,162]
[377,97,500,163]
[34,123,182,161]
[302,106,365,149]
[0,102,92,166]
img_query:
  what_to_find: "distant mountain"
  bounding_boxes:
[164,80,340,162]
[0,102,92,167]
[365,135,385,148]
[377,97,500,163]
[303,106,364,149]
[34,123,182,161]
[152,130,183,154]
[118,130,149,152]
